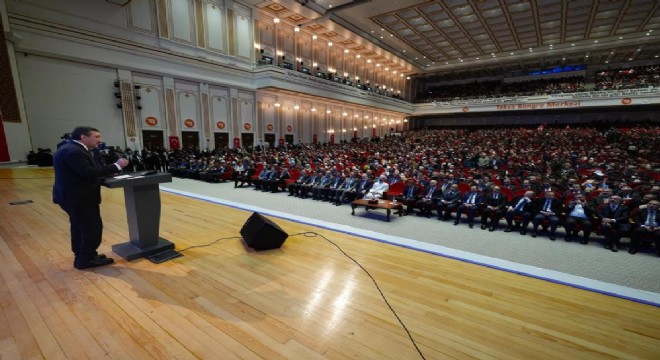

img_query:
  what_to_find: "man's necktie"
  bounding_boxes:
[468,193,475,204]
[544,199,551,212]
[646,211,656,226]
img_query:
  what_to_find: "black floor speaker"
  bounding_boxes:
[240,212,288,251]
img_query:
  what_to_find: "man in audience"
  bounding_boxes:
[413,179,441,218]
[454,185,483,228]
[564,193,595,244]
[481,186,507,231]
[400,178,421,215]
[364,175,389,200]
[628,200,659,256]
[531,191,562,240]
[597,195,630,252]
[436,183,460,221]
[504,190,535,235]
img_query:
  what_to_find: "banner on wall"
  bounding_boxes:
[233,137,240,149]
[0,111,9,161]
[330,133,334,145]
[372,127,376,137]
[312,134,317,144]
[279,138,284,146]
[169,136,180,150]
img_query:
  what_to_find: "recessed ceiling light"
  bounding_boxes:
[571,43,575,46]
[510,52,514,55]
[476,57,480,59]
[629,58,633,60]
[381,28,384,31]
[619,37,623,39]
[445,61,448,64]
[605,61,609,63]
[594,40,598,43]
[585,55,589,58]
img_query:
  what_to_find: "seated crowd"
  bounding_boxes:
[166,121,660,256]
[594,65,660,91]
[417,64,660,102]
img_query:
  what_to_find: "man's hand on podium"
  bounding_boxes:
[115,158,129,168]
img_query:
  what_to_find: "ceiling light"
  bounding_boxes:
[619,37,623,39]
[293,105,300,110]
[628,58,633,60]
[273,18,280,23]
[274,103,281,107]
[328,42,333,46]
[312,35,317,40]
[594,40,598,43]
[294,27,300,32]
[356,55,361,58]
[311,108,317,112]
[344,49,349,53]
[510,52,514,55]
[571,43,575,46]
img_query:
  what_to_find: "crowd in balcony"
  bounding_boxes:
[417,76,586,102]
[594,65,660,90]
[416,64,660,102]
[160,120,660,256]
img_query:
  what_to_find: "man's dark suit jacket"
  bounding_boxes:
[483,193,507,209]
[633,208,660,226]
[534,198,563,214]
[53,141,121,207]
[597,204,630,225]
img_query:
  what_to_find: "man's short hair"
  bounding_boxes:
[70,126,99,140]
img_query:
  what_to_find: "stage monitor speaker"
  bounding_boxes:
[240,212,288,251]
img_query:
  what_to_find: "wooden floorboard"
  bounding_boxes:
[0,168,658,359]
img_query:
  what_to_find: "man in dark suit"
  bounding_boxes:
[628,200,660,255]
[504,190,535,235]
[480,186,507,231]
[454,185,483,228]
[345,173,372,202]
[564,193,595,244]
[436,183,460,220]
[399,179,420,215]
[414,180,441,218]
[53,126,129,270]
[531,191,563,240]
[597,195,630,252]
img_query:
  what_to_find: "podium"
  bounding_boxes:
[103,172,175,261]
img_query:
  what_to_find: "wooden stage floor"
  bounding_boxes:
[0,168,658,359]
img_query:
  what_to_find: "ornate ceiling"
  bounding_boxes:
[245,0,660,81]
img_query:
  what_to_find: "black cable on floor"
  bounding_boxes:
[173,231,427,360]
[292,231,427,360]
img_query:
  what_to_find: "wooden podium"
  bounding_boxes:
[103,172,175,261]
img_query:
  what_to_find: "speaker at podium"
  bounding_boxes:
[240,213,288,251]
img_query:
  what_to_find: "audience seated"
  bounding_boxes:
[160,120,658,256]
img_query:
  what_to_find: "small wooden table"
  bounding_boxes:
[351,199,403,222]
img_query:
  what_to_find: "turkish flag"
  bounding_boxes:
[169,136,180,150]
